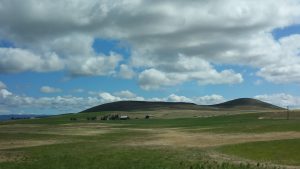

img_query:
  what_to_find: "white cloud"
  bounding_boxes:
[99,92,121,103]
[167,94,192,103]
[138,69,179,90]
[0,81,6,89]
[193,94,226,105]
[255,93,300,109]
[40,34,94,57]
[0,0,300,86]
[0,48,64,73]
[166,94,226,105]
[138,56,243,90]
[0,89,12,98]
[40,86,62,93]
[256,34,300,83]
[100,91,144,102]
[114,90,136,99]
[0,88,101,114]
[257,64,300,83]
[68,52,122,77]
[119,64,135,79]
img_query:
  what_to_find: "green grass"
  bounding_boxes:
[0,130,279,169]
[0,112,299,168]
[82,113,300,133]
[2,113,300,133]
[0,144,267,169]
[218,138,300,166]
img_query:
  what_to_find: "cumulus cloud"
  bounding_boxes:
[0,81,6,89]
[257,64,300,83]
[0,48,64,73]
[40,86,62,93]
[1,89,144,114]
[138,69,178,90]
[166,94,226,105]
[256,34,300,83]
[98,92,121,103]
[118,64,135,79]
[68,52,122,77]
[0,88,101,114]
[147,93,226,105]
[0,0,300,87]
[193,95,226,105]
[255,93,300,109]
[167,94,192,103]
[0,81,12,99]
[138,56,243,90]
[0,89,12,98]
[114,90,137,99]
[100,90,144,103]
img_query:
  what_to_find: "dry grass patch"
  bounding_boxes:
[0,123,119,136]
[126,129,300,148]
[0,140,63,150]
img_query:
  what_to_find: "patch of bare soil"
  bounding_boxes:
[126,129,300,148]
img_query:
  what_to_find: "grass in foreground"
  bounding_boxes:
[0,130,282,169]
[218,138,300,166]
[0,113,299,168]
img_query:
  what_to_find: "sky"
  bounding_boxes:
[1,0,300,115]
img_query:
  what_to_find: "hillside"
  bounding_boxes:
[80,98,284,113]
[213,98,284,110]
[80,101,213,113]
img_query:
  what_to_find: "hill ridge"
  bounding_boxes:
[80,98,284,113]
[212,98,283,110]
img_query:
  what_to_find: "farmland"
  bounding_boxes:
[0,110,299,169]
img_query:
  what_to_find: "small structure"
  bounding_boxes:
[120,115,129,120]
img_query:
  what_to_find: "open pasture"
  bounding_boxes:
[0,112,299,169]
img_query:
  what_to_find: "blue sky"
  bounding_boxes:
[0,0,300,114]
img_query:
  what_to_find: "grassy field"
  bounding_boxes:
[218,139,300,166]
[0,111,299,169]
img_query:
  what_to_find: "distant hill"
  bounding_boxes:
[80,101,212,113]
[0,114,48,122]
[80,98,284,113]
[212,98,284,110]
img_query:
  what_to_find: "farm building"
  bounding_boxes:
[120,115,129,120]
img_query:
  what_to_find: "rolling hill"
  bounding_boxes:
[81,101,213,112]
[213,98,284,110]
[81,98,284,113]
